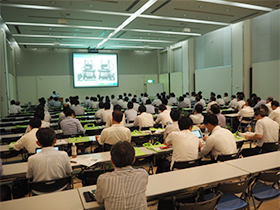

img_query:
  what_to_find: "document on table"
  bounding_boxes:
[71,156,99,167]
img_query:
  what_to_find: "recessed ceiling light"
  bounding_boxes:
[225,9,229,12]
[199,5,204,8]
[208,17,211,19]
[49,1,56,4]
[87,4,93,7]
[49,33,52,35]
[123,2,126,4]
[183,14,186,17]
[49,28,52,30]
[148,33,150,35]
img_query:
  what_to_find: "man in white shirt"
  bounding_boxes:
[9,100,22,114]
[122,97,129,109]
[84,96,91,108]
[206,97,218,113]
[235,95,245,111]
[124,102,137,123]
[25,110,50,133]
[228,95,237,108]
[169,93,178,105]
[177,96,188,109]
[190,104,204,125]
[152,96,162,107]
[223,93,229,105]
[141,93,149,105]
[164,109,180,140]
[90,97,99,109]
[95,102,105,120]
[183,94,191,108]
[132,98,140,111]
[96,111,131,151]
[269,100,280,128]
[199,113,237,160]
[71,101,84,115]
[101,103,113,123]
[26,127,72,194]
[253,97,266,109]
[145,99,155,114]
[192,96,204,113]
[155,104,172,128]
[111,95,117,106]
[117,95,124,107]
[14,118,41,154]
[133,105,154,130]
[265,96,273,115]
[216,94,225,106]
[165,116,200,170]
[242,109,279,157]
[190,92,196,103]
[105,105,126,127]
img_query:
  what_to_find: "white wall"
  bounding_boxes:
[252,60,280,101]
[195,66,232,98]
[17,74,158,104]
[170,72,183,96]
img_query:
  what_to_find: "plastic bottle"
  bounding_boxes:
[71,143,77,158]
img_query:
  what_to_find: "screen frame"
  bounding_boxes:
[72,52,119,88]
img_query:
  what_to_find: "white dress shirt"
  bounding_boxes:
[145,104,155,114]
[265,102,273,115]
[183,98,191,108]
[13,128,40,153]
[190,113,204,124]
[269,107,280,128]
[25,120,50,133]
[170,97,178,105]
[166,130,200,170]
[98,124,131,145]
[237,106,254,122]
[133,112,154,130]
[216,98,225,106]
[72,104,85,115]
[10,104,21,114]
[95,108,105,119]
[164,121,180,140]
[155,110,172,127]
[152,99,162,107]
[235,100,245,110]
[133,103,140,111]
[90,101,99,109]
[224,97,229,104]
[101,109,113,123]
[200,126,237,159]
[228,98,237,108]
[206,101,218,113]
[125,109,137,123]
[255,117,279,147]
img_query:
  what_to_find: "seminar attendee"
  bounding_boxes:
[71,100,84,116]
[84,96,91,108]
[9,100,22,114]
[169,93,178,105]
[183,94,191,108]
[141,93,149,105]
[58,104,70,127]
[242,109,279,157]
[111,95,117,106]
[60,109,85,136]
[177,96,188,109]
[210,104,226,128]
[26,127,72,194]
[117,95,124,107]
[269,100,280,128]
[95,102,105,120]
[192,96,204,113]
[124,102,137,123]
[105,105,126,127]
[25,111,50,133]
[90,97,99,109]
[132,98,140,111]
[253,97,266,110]
[164,109,181,140]
[190,104,204,125]
[152,96,162,107]
[161,98,171,112]
[121,97,129,109]
[199,113,237,160]
[96,111,131,149]
[53,97,61,108]
[265,96,273,115]
[228,95,237,108]
[13,118,41,154]
[101,103,113,123]
[48,96,55,107]
[165,116,200,170]
[133,105,154,130]
[223,92,229,104]
[206,97,218,113]
[216,94,225,106]
[235,95,245,111]
[95,141,148,210]
[155,104,172,128]
[145,99,155,114]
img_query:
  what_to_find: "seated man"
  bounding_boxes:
[165,116,200,170]
[152,96,162,107]
[228,95,237,108]
[192,96,204,113]
[48,96,55,107]
[155,104,172,128]
[26,127,72,194]
[145,99,155,114]
[71,100,85,116]
[133,105,154,130]
[235,95,245,111]
[13,118,41,154]
[269,100,280,128]
[95,102,105,120]
[216,94,225,106]
[265,96,273,115]
[190,104,204,125]
[95,141,148,210]
[164,109,180,140]
[253,97,266,110]
[101,103,113,123]
[60,109,85,136]
[223,92,229,105]
[206,97,218,113]
[242,109,279,157]
[177,96,188,109]
[25,110,50,133]
[132,98,140,111]
[199,113,237,160]
[53,97,61,108]
[124,102,137,123]
[210,104,226,128]
[105,105,126,127]
[84,96,91,108]
[96,111,131,150]
[9,100,22,114]
[90,97,99,109]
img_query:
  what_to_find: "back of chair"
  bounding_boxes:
[218,176,254,195]
[158,192,197,210]
[103,143,113,152]
[132,135,150,146]
[82,168,114,186]
[75,141,92,153]
[133,155,154,174]
[172,158,201,170]
[176,191,223,210]
[260,142,280,154]
[217,151,240,161]
[0,150,21,160]
[29,176,72,193]
[258,170,280,183]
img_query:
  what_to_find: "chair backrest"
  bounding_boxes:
[217,151,240,161]
[131,135,150,146]
[103,143,113,152]
[81,168,114,186]
[258,170,280,183]
[158,192,197,210]
[133,155,154,167]
[29,176,72,193]
[0,150,21,160]
[260,142,280,154]
[75,141,92,153]
[175,191,223,210]
[218,176,254,194]
[172,158,202,170]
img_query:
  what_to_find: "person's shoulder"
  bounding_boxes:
[132,168,149,177]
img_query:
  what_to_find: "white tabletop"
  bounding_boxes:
[1,162,28,178]
[78,186,104,210]
[224,113,238,118]
[0,189,83,210]
[225,151,280,174]
[0,129,62,138]
[0,145,10,152]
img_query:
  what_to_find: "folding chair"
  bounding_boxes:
[259,142,280,154]
[217,149,241,161]
[80,168,114,186]
[172,157,202,170]
[133,155,154,174]
[28,176,72,195]
[132,135,150,146]
[0,150,22,163]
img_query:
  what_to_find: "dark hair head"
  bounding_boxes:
[29,117,42,128]
[36,127,56,147]
[195,96,201,102]
[112,110,123,123]
[260,105,269,116]
[159,104,166,111]
[224,93,228,97]
[178,116,193,130]
[65,109,75,117]
[118,95,123,99]
[195,104,203,113]
[110,141,135,167]
[210,104,220,114]
[267,97,273,102]
[272,100,279,107]
[210,96,216,101]
[127,102,133,109]
[139,105,146,113]
[255,109,266,117]
[231,95,236,98]
[111,95,115,99]
[36,104,44,112]
[217,95,221,99]
[98,102,105,109]
[124,97,129,102]
[50,96,53,99]
[34,111,45,120]
[104,102,110,110]
[11,100,16,105]
[247,99,254,107]
[146,99,151,104]
[179,96,184,102]
[210,92,216,97]
[161,98,168,105]
[113,104,122,111]
[86,96,89,99]
[238,95,243,100]
[170,109,181,121]
[93,97,97,102]
[54,97,58,101]
[203,113,218,126]
[132,98,136,103]
[256,97,261,101]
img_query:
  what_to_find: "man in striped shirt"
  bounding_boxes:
[95,141,148,210]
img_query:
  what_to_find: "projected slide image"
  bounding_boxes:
[73,53,118,88]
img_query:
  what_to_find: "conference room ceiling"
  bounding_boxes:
[0,0,279,50]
